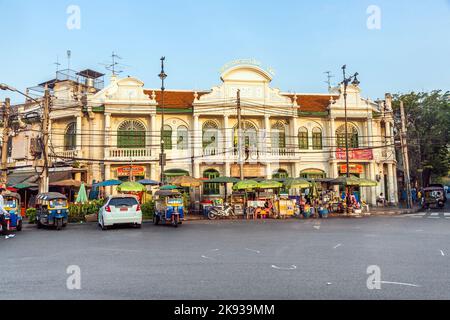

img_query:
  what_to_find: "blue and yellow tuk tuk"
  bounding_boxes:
[3,192,23,232]
[153,190,184,227]
[35,192,69,230]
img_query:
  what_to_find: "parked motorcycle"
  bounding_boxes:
[208,203,235,220]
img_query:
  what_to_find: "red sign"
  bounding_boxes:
[336,148,373,161]
[339,164,364,174]
[117,166,145,177]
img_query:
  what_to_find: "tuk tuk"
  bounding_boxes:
[153,190,184,227]
[422,186,446,209]
[35,192,69,230]
[2,192,23,232]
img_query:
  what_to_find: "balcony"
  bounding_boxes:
[53,149,80,161]
[106,148,152,161]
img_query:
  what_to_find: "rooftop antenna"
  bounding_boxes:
[105,52,124,76]
[67,50,72,70]
[54,56,61,76]
[324,71,334,89]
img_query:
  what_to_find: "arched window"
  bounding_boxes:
[233,120,258,150]
[271,121,286,149]
[177,125,188,150]
[202,121,219,151]
[64,122,77,151]
[298,127,308,150]
[162,125,173,150]
[203,169,220,195]
[312,127,323,150]
[336,124,359,148]
[117,120,146,149]
[273,169,289,180]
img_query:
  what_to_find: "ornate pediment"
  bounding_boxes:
[90,76,154,105]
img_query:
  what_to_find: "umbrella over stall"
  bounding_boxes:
[75,183,88,204]
[204,177,240,202]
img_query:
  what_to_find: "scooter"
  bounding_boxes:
[208,203,235,220]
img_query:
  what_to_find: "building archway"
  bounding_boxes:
[203,169,220,195]
[300,169,326,180]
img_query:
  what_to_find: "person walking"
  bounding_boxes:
[0,188,15,239]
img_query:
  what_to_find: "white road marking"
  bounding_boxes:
[440,250,445,256]
[376,281,421,288]
[201,255,215,260]
[314,226,321,230]
[333,244,342,249]
[271,265,297,271]
[245,248,261,254]
[444,213,450,217]
[430,213,439,217]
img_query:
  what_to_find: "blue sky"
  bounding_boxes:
[1,0,449,103]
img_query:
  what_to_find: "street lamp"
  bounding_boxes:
[158,57,167,185]
[0,83,42,105]
[340,65,360,206]
[340,66,360,178]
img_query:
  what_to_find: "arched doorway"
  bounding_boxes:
[203,169,220,195]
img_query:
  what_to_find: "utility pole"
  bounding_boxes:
[237,89,244,181]
[1,98,11,186]
[400,100,413,209]
[39,86,50,193]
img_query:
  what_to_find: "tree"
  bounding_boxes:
[392,91,450,186]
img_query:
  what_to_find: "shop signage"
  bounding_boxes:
[339,164,364,174]
[336,148,373,160]
[117,165,145,177]
[231,164,265,178]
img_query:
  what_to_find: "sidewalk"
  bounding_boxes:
[367,205,421,216]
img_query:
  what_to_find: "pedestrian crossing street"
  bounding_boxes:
[401,212,450,219]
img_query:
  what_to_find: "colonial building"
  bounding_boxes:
[10,62,398,205]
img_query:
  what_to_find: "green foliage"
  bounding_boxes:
[392,91,450,185]
[68,199,106,223]
[141,200,155,219]
[25,208,37,224]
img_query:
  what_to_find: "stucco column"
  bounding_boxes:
[76,115,82,156]
[223,115,230,160]
[151,114,157,158]
[367,115,374,148]
[265,163,272,180]
[104,113,111,164]
[387,163,396,204]
[104,164,111,196]
[264,115,271,157]
[329,117,336,159]
[393,164,399,204]
[385,121,392,150]
[192,115,201,179]
[369,162,377,205]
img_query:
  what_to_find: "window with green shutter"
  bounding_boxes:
[298,127,309,149]
[117,120,146,149]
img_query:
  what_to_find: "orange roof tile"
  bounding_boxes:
[283,94,339,112]
[143,90,209,109]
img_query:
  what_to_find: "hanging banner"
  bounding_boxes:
[336,148,373,160]
[117,166,145,177]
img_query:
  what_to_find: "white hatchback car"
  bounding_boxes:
[98,195,142,230]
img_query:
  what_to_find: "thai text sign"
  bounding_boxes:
[117,166,145,177]
[339,164,364,174]
[336,148,373,160]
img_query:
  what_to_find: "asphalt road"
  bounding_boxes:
[1,204,449,300]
